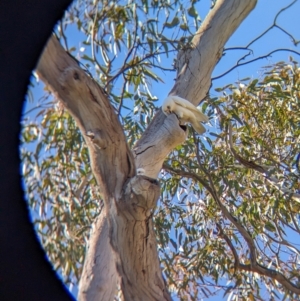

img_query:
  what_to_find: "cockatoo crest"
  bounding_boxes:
[162,95,208,134]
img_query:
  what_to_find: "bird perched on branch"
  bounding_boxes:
[162,95,209,134]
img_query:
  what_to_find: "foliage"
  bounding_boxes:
[21,0,300,300]
[21,99,101,284]
[160,59,300,300]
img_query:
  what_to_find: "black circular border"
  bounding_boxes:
[0,1,74,300]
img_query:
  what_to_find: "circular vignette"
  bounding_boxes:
[0,1,74,300]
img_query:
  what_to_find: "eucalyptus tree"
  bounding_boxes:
[21,0,300,300]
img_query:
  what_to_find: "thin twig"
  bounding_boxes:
[213,49,300,80]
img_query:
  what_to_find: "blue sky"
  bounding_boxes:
[26,0,300,113]
[22,0,300,300]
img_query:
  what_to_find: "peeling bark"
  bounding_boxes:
[36,0,257,300]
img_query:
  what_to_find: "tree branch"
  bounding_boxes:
[213,0,300,81]
[165,165,300,295]
[135,0,258,178]
[36,35,135,199]
[169,0,257,103]
[213,49,300,80]
[36,35,171,301]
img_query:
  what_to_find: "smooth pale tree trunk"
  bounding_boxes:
[36,0,257,300]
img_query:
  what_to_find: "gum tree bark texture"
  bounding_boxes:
[134,0,257,178]
[36,0,257,300]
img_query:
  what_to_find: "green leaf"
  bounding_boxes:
[165,17,180,28]
[170,238,177,251]
[264,221,276,232]
[188,6,198,19]
[143,67,164,83]
[81,54,94,62]
[180,24,188,31]
[210,133,222,138]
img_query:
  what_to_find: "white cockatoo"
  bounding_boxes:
[162,95,209,134]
